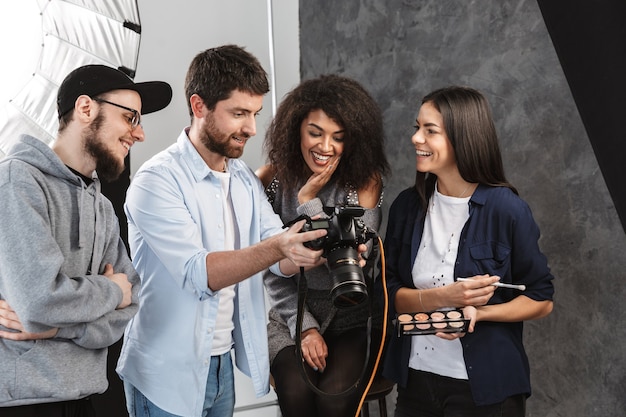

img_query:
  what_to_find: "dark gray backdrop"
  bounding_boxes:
[299,1,626,415]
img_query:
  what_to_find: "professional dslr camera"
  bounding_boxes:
[300,205,377,308]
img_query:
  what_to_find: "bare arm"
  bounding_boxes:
[394,274,499,313]
[255,164,276,188]
[206,220,326,291]
[356,173,383,209]
[468,295,553,325]
[436,295,553,340]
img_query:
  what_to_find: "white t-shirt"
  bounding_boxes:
[211,169,237,355]
[409,187,470,379]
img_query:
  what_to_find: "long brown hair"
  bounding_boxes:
[264,74,389,193]
[415,86,517,210]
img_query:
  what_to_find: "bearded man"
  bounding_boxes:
[115,45,330,417]
[0,64,172,416]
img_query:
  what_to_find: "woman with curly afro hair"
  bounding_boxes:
[256,74,390,417]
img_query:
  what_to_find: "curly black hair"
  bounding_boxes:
[264,74,389,192]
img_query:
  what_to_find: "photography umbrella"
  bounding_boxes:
[0,0,142,156]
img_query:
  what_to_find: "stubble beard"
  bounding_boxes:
[83,113,125,182]
[199,112,247,159]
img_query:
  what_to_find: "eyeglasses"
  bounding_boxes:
[93,97,141,129]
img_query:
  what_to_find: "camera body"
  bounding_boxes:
[301,205,375,308]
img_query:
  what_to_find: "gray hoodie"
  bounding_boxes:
[0,135,139,406]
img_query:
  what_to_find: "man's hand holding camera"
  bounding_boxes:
[278,220,328,275]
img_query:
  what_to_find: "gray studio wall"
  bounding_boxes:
[299,1,626,416]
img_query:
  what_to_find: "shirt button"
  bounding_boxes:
[207,328,212,334]
[204,359,209,365]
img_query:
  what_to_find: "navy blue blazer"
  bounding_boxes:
[381,184,554,406]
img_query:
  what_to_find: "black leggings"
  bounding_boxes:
[271,327,379,417]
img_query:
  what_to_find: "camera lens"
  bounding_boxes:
[327,246,368,308]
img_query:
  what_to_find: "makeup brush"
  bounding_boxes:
[456,277,526,291]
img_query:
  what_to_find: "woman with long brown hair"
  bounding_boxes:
[383,86,554,417]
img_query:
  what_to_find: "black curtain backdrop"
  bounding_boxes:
[96,155,130,416]
[537,0,626,233]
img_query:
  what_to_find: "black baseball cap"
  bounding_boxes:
[57,64,172,118]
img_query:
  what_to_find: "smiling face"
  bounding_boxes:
[84,89,144,181]
[411,101,457,177]
[300,109,345,174]
[197,89,263,161]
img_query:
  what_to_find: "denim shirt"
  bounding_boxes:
[116,130,286,417]
[382,184,554,406]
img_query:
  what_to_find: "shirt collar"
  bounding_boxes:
[177,128,243,182]
[468,183,489,207]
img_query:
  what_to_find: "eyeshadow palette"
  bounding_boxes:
[395,309,470,336]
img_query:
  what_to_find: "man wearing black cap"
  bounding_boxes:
[0,64,172,416]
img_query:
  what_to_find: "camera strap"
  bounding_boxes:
[294,266,373,398]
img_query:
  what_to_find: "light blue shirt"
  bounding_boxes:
[116,130,286,417]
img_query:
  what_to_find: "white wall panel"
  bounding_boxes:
[134,0,299,175]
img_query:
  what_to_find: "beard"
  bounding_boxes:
[83,113,125,182]
[198,111,248,159]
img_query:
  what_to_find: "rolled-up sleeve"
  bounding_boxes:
[125,164,214,300]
